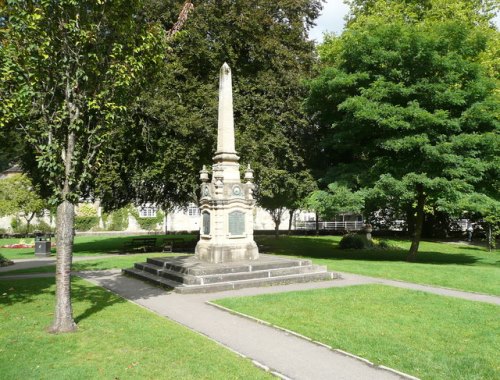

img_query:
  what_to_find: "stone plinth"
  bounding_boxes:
[123,254,339,294]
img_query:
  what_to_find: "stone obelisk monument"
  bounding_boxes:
[195,63,259,263]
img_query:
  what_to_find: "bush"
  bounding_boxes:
[74,216,99,231]
[0,253,14,267]
[105,208,129,231]
[32,220,53,233]
[10,217,27,234]
[77,203,98,217]
[339,233,373,249]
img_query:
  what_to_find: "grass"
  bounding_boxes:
[257,235,500,295]
[0,277,272,380]
[0,234,196,260]
[215,284,500,380]
[0,253,184,276]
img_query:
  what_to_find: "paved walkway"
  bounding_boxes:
[80,270,409,380]
[3,261,499,379]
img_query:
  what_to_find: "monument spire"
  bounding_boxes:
[214,63,238,162]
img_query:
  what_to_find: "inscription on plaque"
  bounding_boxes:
[202,212,210,235]
[228,211,245,236]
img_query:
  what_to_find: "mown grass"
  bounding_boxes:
[257,236,500,295]
[0,234,195,260]
[215,284,500,380]
[0,253,184,276]
[0,277,271,380]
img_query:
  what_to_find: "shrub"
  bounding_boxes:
[32,220,53,233]
[339,233,373,249]
[0,253,14,267]
[77,203,98,217]
[10,217,27,234]
[74,216,99,231]
[105,208,129,231]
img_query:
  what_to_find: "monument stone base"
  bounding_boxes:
[123,254,339,294]
[195,239,258,263]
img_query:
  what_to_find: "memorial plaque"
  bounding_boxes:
[228,211,245,235]
[202,212,210,235]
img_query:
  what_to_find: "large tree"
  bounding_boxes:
[306,17,499,260]
[0,0,165,332]
[96,0,322,215]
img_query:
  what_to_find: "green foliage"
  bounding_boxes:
[32,220,53,234]
[307,17,499,257]
[0,174,47,232]
[74,216,99,232]
[307,183,365,220]
[76,204,98,217]
[339,233,373,249]
[10,217,26,234]
[103,208,129,231]
[129,207,164,231]
[97,0,322,210]
[0,1,165,205]
[0,253,14,267]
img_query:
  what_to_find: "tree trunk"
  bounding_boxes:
[24,212,35,235]
[287,209,295,235]
[274,219,280,238]
[315,212,319,236]
[407,185,426,262]
[49,200,77,333]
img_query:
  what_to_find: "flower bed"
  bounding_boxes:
[1,244,35,249]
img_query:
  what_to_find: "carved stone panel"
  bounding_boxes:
[228,211,245,236]
[202,212,210,235]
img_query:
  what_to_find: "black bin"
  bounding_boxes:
[35,235,51,257]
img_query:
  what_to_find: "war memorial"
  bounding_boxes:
[124,64,337,293]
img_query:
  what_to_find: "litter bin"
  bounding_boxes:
[35,235,51,257]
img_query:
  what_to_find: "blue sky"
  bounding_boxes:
[309,0,500,43]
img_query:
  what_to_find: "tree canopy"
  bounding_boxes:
[307,14,499,259]
[96,0,322,213]
[0,0,164,332]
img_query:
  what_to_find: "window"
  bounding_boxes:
[139,206,157,218]
[187,204,200,217]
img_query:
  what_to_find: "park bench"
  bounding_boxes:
[122,237,158,253]
[161,237,197,253]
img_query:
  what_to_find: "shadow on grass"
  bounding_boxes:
[0,276,128,323]
[72,234,197,255]
[256,236,485,266]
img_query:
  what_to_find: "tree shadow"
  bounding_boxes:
[72,234,197,255]
[0,275,127,323]
[255,236,489,266]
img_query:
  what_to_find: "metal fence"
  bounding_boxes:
[294,221,365,231]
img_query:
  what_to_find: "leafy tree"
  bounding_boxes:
[307,183,365,221]
[0,174,46,234]
[258,169,316,237]
[459,193,500,250]
[306,19,499,260]
[0,0,164,333]
[97,0,323,215]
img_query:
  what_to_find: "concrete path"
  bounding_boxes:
[79,270,409,380]
[3,260,498,379]
[336,272,500,305]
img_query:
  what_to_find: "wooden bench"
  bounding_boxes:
[161,237,188,252]
[122,237,158,253]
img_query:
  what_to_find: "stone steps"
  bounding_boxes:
[123,254,340,294]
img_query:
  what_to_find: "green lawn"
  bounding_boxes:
[0,253,184,276]
[257,236,500,295]
[0,277,271,380]
[0,234,196,260]
[215,284,500,380]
